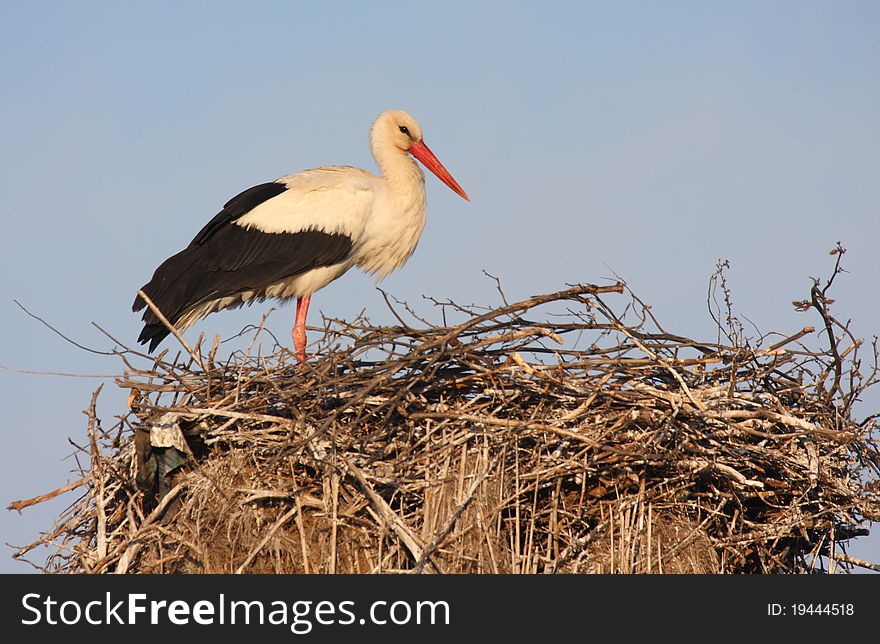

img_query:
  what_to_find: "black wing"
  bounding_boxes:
[133,182,353,351]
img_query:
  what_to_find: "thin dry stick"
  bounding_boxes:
[86,386,108,562]
[828,551,880,573]
[344,458,438,573]
[0,364,116,379]
[114,482,188,574]
[13,299,117,356]
[768,326,815,351]
[235,506,299,574]
[294,495,311,574]
[329,469,339,575]
[7,477,88,513]
[137,289,206,372]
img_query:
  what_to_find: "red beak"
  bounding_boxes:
[408,139,470,201]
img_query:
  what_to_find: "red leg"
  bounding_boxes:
[293,294,311,361]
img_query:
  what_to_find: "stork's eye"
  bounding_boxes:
[399,125,410,136]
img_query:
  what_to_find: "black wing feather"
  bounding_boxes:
[189,182,288,246]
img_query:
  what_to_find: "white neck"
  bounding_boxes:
[355,135,428,280]
[371,136,425,197]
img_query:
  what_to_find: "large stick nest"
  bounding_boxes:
[12,254,880,573]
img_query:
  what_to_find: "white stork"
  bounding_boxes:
[133,109,468,359]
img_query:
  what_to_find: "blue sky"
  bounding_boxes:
[1,1,878,572]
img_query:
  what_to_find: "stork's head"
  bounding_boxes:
[371,109,469,201]
[373,109,424,151]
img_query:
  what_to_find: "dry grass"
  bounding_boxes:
[11,251,880,574]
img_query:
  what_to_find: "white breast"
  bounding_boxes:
[354,167,428,280]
